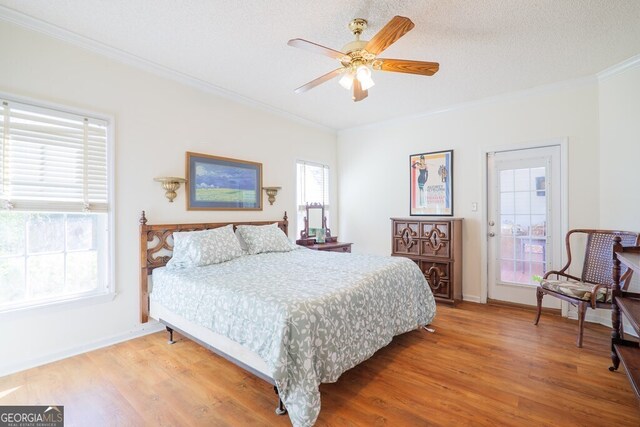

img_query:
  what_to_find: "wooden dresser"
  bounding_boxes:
[391,218,463,305]
[305,242,352,253]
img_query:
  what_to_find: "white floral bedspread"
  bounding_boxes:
[151,248,436,426]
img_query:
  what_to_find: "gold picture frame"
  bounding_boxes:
[186,152,263,211]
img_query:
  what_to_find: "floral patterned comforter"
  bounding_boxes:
[151,248,436,426]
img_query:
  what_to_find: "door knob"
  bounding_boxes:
[488,232,495,237]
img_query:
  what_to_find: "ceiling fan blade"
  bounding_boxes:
[352,79,368,102]
[365,16,415,56]
[377,59,440,76]
[288,38,346,60]
[294,68,344,93]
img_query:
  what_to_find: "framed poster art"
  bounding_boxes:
[410,150,453,216]
[186,152,262,210]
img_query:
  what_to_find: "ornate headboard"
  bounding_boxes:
[139,210,289,323]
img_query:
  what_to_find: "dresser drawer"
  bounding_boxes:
[420,261,450,281]
[420,261,451,299]
[392,221,420,256]
[420,239,450,258]
[308,242,352,252]
[393,221,419,238]
[394,237,420,255]
[420,221,450,240]
[429,279,450,299]
[324,245,351,253]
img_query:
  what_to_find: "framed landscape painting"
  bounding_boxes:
[410,150,453,216]
[186,152,262,210]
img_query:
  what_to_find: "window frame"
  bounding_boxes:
[0,92,115,317]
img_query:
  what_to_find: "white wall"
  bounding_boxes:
[599,66,640,234]
[2,17,638,374]
[337,82,601,301]
[0,22,337,374]
[599,64,640,301]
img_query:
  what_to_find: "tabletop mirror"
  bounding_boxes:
[297,203,334,245]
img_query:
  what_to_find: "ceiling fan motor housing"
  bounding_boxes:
[348,18,368,36]
[341,39,368,55]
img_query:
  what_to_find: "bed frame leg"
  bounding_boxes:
[273,385,287,415]
[166,326,176,344]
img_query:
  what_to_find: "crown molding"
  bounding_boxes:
[341,51,640,134]
[4,5,638,135]
[597,53,640,81]
[0,5,334,134]
[339,74,598,134]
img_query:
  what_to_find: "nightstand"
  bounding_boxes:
[305,242,352,253]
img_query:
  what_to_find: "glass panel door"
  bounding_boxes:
[487,145,561,307]
[499,166,547,285]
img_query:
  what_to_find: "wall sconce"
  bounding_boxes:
[263,186,281,205]
[154,177,187,202]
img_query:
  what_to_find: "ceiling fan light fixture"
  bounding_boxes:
[359,74,375,91]
[356,65,375,90]
[339,72,354,90]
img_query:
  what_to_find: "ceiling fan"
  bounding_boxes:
[288,16,439,102]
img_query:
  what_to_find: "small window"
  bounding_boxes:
[296,161,329,237]
[0,97,111,312]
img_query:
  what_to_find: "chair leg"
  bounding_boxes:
[576,302,587,348]
[534,287,543,325]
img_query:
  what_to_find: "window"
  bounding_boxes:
[0,97,111,312]
[296,160,329,237]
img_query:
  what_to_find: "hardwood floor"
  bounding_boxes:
[1,302,638,426]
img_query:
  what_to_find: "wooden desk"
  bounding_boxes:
[610,241,640,400]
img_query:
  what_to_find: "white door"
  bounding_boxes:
[487,146,562,307]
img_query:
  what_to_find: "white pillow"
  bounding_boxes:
[236,223,295,255]
[167,224,243,269]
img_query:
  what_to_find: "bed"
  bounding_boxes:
[139,211,436,426]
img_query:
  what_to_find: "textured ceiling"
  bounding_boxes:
[1,0,640,130]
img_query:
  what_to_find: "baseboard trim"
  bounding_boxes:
[462,295,482,303]
[567,310,609,325]
[486,298,562,315]
[0,321,164,377]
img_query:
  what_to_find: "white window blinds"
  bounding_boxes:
[0,99,108,212]
[297,161,329,208]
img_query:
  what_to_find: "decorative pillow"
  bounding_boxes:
[167,224,243,269]
[236,223,296,255]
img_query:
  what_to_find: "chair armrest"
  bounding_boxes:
[543,270,561,279]
[543,271,581,282]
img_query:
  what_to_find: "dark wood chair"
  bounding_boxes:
[534,229,640,347]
